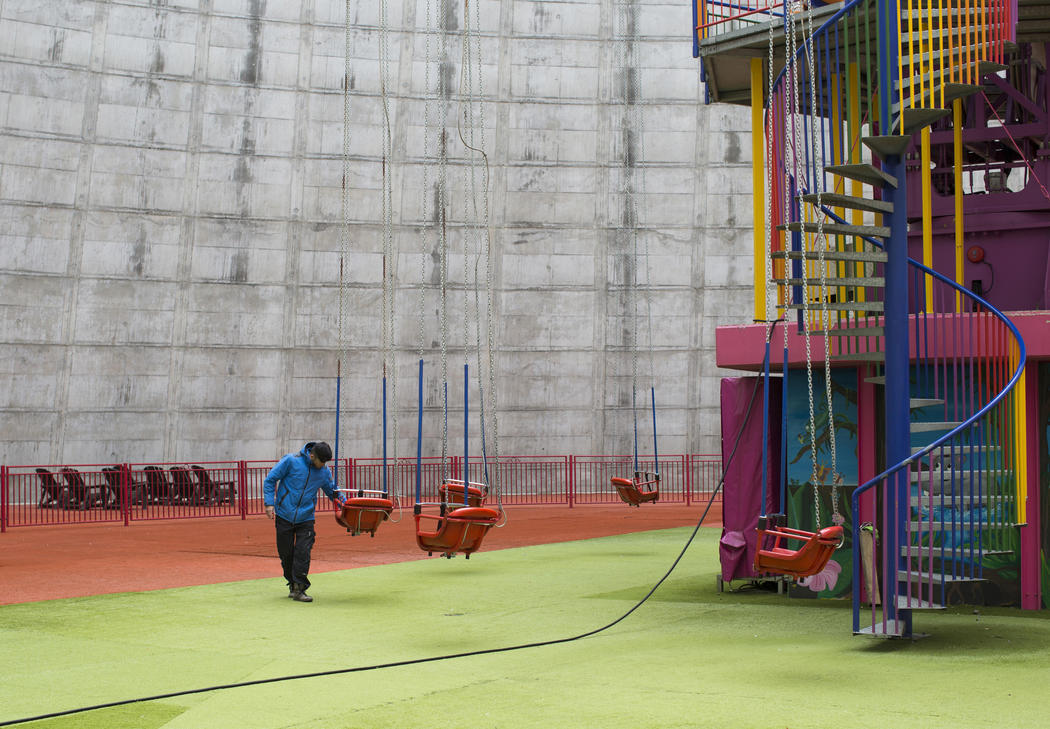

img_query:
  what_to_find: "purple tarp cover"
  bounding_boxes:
[719,376,780,582]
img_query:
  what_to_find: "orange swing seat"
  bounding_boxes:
[437,480,488,507]
[414,506,500,558]
[753,514,843,578]
[336,496,395,537]
[611,473,660,507]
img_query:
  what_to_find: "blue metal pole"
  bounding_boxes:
[463,363,469,505]
[761,338,771,515]
[780,343,789,512]
[382,375,388,496]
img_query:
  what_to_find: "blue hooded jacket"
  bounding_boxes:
[264,443,343,524]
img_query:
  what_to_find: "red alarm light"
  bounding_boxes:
[966,245,985,263]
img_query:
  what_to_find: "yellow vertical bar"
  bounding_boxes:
[1014,354,1028,522]
[902,0,912,115]
[921,127,934,310]
[953,99,964,312]
[830,73,845,306]
[751,58,766,321]
[848,62,865,303]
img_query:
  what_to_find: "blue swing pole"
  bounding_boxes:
[382,374,388,497]
[463,363,469,506]
[761,337,771,515]
[415,359,423,506]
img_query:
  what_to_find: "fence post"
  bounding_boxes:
[238,461,248,520]
[1,466,7,533]
[684,454,692,506]
[122,464,131,526]
[567,455,575,508]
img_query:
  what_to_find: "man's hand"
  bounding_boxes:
[265,506,275,520]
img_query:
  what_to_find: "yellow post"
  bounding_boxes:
[953,99,964,311]
[921,127,933,310]
[1014,352,1028,523]
[848,62,865,302]
[751,58,766,321]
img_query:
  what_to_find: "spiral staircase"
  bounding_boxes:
[697,0,1036,636]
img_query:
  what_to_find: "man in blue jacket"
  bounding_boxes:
[264,441,345,602]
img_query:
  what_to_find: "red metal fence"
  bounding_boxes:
[0,454,722,532]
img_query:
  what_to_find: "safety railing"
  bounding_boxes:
[694,0,784,47]
[851,261,1025,635]
[0,454,722,531]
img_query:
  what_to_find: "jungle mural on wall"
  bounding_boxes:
[783,365,1028,606]
[783,368,858,600]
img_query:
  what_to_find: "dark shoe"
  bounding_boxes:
[287,586,296,598]
[290,583,313,602]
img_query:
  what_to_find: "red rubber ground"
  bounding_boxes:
[0,503,719,605]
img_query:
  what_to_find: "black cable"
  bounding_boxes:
[1,340,773,728]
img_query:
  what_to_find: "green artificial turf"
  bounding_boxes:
[3,527,1050,728]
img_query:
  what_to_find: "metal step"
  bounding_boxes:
[924,446,1002,463]
[909,398,943,409]
[893,107,952,136]
[819,325,884,337]
[909,468,1012,484]
[832,351,885,362]
[772,276,885,288]
[782,301,885,313]
[910,420,965,433]
[900,43,1006,70]
[897,60,1007,93]
[855,619,907,637]
[778,221,891,239]
[824,163,898,189]
[801,192,893,215]
[772,249,888,263]
[865,374,886,385]
[910,494,1010,508]
[894,595,945,611]
[863,135,912,160]
[898,569,982,585]
[901,545,1012,559]
[898,82,983,109]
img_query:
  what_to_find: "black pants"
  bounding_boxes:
[275,516,316,590]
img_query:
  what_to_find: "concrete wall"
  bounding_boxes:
[0,0,753,467]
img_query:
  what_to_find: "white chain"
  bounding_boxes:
[339,0,353,470]
[802,1,839,517]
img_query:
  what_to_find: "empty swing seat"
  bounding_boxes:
[611,475,659,507]
[336,497,394,537]
[415,506,500,558]
[753,514,844,578]
[438,480,488,507]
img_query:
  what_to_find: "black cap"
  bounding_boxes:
[311,442,333,463]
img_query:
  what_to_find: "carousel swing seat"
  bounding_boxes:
[437,480,488,507]
[611,473,660,507]
[414,506,501,558]
[753,513,844,578]
[336,494,395,537]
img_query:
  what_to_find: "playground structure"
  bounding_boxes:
[697,0,1050,635]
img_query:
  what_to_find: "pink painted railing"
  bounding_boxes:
[0,454,722,531]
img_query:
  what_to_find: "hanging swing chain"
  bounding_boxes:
[803,1,840,518]
[437,0,452,480]
[765,17,775,325]
[379,0,399,478]
[418,0,433,366]
[338,0,353,477]
[783,1,824,529]
[456,0,502,503]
